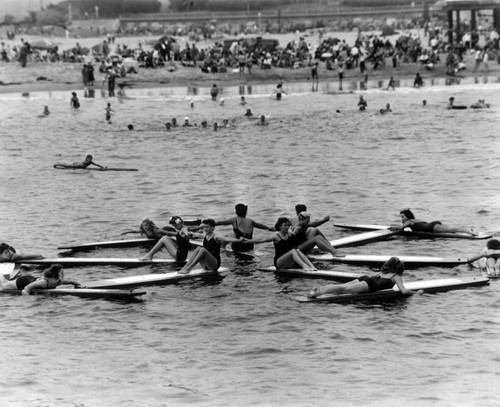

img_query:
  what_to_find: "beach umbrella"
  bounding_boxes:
[30,39,58,50]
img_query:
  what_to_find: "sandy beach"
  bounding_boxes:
[1,28,498,95]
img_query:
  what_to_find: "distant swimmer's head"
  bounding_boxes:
[399,208,415,221]
[422,100,427,106]
[235,203,248,217]
[449,97,455,102]
[172,118,177,124]
[128,124,134,130]
[169,216,184,228]
[213,122,218,131]
[85,155,93,161]
[245,109,253,117]
[381,257,404,275]
[201,120,207,128]
[72,92,77,96]
[487,239,500,250]
[165,122,171,129]
[260,115,265,123]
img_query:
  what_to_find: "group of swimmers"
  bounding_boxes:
[1,205,498,297]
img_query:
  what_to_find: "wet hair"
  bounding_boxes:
[400,209,415,220]
[235,203,248,217]
[169,216,183,226]
[43,264,63,279]
[128,124,134,130]
[487,239,500,250]
[381,257,404,275]
[274,217,290,231]
[85,155,93,161]
[295,204,307,214]
[0,243,16,253]
[140,218,161,238]
[202,218,216,227]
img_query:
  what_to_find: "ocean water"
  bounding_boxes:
[0,77,500,407]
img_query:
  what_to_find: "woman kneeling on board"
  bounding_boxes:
[139,216,190,262]
[245,217,317,271]
[308,257,416,298]
[178,219,241,274]
[390,208,477,236]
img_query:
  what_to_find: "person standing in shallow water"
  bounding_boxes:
[70,92,80,109]
[210,84,219,101]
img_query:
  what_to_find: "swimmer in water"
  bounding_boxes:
[271,82,287,100]
[105,103,114,123]
[70,92,80,109]
[128,124,134,130]
[240,96,247,105]
[358,95,367,111]
[380,103,392,114]
[422,100,427,106]
[245,108,253,117]
[43,106,50,116]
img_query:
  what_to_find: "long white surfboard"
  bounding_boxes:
[308,254,468,267]
[58,238,158,251]
[257,266,363,282]
[85,267,228,289]
[334,223,492,240]
[329,229,399,248]
[0,287,146,300]
[295,276,490,303]
[13,258,178,267]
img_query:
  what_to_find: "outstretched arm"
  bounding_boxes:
[393,275,416,296]
[62,278,82,288]
[214,217,235,227]
[244,235,277,244]
[467,249,488,263]
[22,279,47,295]
[308,215,330,228]
[251,220,275,232]
[89,161,104,169]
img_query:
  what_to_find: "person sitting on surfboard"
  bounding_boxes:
[307,257,418,298]
[214,203,274,252]
[54,155,104,170]
[466,239,500,275]
[139,216,191,262]
[178,219,242,274]
[21,264,81,295]
[243,217,316,271]
[291,212,337,257]
[389,209,477,236]
[0,243,44,262]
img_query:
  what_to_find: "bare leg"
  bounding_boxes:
[179,247,218,274]
[298,235,336,256]
[295,250,317,270]
[308,280,369,298]
[139,236,177,260]
[433,224,477,236]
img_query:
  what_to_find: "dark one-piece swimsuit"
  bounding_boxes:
[175,231,190,262]
[409,221,442,233]
[231,219,254,252]
[204,235,221,271]
[357,273,395,292]
[273,235,296,268]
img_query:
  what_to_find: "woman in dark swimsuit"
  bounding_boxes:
[390,209,476,235]
[308,257,416,298]
[139,216,190,262]
[246,217,317,270]
[215,203,274,252]
[178,219,241,274]
[22,264,81,295]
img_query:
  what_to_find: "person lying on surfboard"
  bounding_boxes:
[243,217,317,271]
[214,203,274,253]
[0,264,81,293]
[307,257,418,298]
[178,219,242,275]
[139,216,190,262]
[389,209,477,236]
[467,239,500,275]
[0,243,44,262]
[54,154,104,169]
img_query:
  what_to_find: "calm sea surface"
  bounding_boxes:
[0,76,499,407]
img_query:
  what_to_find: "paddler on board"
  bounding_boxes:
[290,208,337,257]
[307,257,419,298]
[389,208,477,236]
[467,239,500,275]
[54,154,104,169]
[0,243,44,262]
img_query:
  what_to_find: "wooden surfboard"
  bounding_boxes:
[329,229,399,248]
[0,287,147,300]
[13,258,178,267]
[257,266,363,282]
